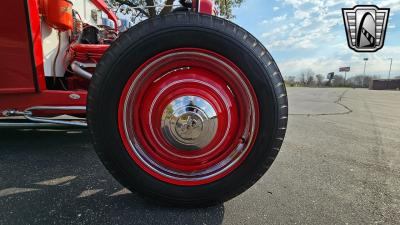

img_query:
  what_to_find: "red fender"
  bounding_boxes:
[193,0,214,15]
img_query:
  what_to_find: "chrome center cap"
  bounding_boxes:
[161,96,218,150]
[175,113,203,140]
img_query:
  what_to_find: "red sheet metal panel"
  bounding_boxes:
[0,0,38,93]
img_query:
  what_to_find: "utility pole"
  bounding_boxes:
[388,58,393,80]
[363,58,368,88]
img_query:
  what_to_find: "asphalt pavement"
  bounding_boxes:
[1,87,399,225]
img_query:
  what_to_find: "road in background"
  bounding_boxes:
[0,88,399,225]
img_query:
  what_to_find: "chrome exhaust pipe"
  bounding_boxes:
[71,61,96,80]
[1,106,87,128]
[0,121,70,128]
[24,106,87,127]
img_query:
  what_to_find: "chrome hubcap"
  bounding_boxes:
[161,96,218,150]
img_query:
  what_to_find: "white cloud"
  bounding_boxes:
[294,9,310,19]
[261,25,290,38]
[300,18,312,27]
[273,6,280,11]
[381,0,400,13]
[258,0,400,76]
[273,14,287,22]
[261,14,287,24]
[263,14,339,51]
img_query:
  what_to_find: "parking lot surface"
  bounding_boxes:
[1,88,399,225]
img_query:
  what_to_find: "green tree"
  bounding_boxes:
[214,0,244,19]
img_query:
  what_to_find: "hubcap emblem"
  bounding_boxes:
[175,113,203,140]
[161,96,217,150]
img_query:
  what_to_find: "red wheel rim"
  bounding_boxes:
[118,48,259,186]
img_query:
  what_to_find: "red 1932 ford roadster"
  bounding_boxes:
[0,0,288,206]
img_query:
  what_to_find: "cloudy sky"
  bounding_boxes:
[232,0,400,79]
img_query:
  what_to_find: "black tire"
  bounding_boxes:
[87,12,288,206]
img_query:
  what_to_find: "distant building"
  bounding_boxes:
[369,79,400,90]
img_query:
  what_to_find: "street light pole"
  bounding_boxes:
[388,58,393,80]
[363,58,368,88]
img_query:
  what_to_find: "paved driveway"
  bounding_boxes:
[1,88,399,225]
